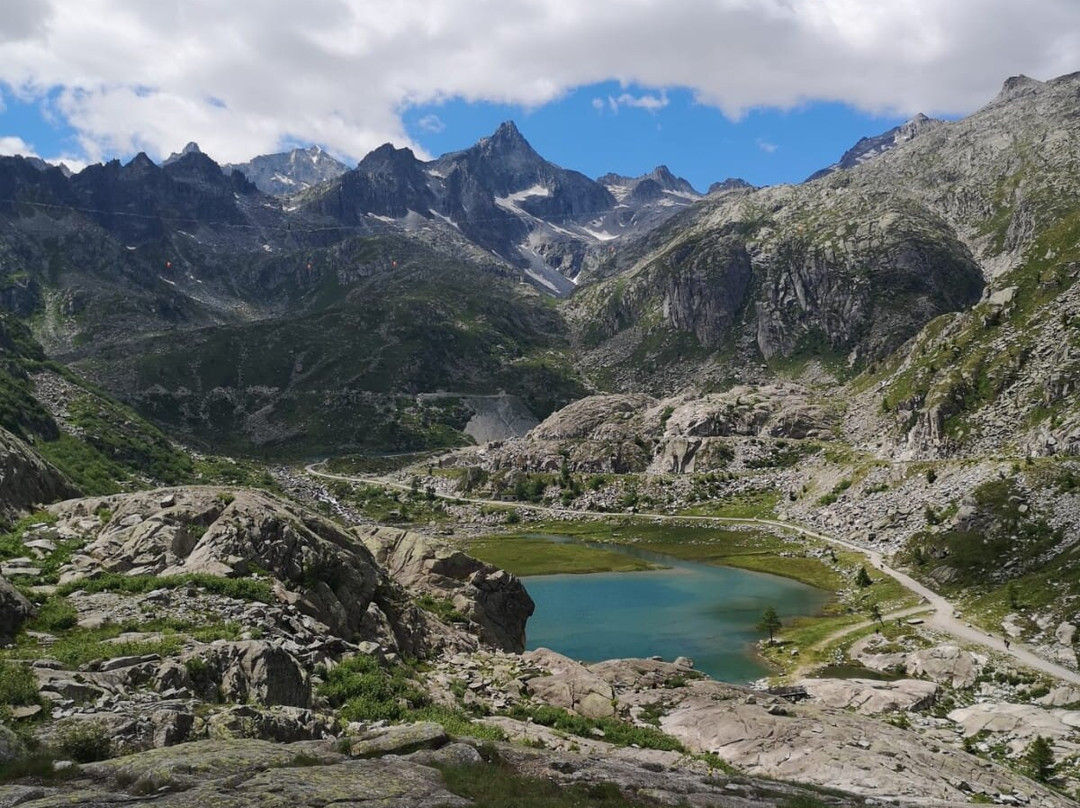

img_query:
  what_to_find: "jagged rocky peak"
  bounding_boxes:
[707,177,754,194]
[599,165,699,197]
[358,142,422,173]
[806,113,944,181]
[994,73,1046,102]
[481,119,536,156]
[163,141,203,166]
[224,144,350,196]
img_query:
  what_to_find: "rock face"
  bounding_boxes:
[224,145,349,196]
[359,527,534,653]
[0,427,77,523]
[50,487,438,655]
[470,384,835,476]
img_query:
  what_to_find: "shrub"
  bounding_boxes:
[55,720,111,763]
[317,655,427,723]
[33,597,78,631]
[0,660,39,707]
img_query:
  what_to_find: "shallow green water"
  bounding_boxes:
[524,541,830,683]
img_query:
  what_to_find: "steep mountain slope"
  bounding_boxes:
[806,113,945,181]
[71,236,585,456]
[569,72,1080,429]
[0,312,192,497]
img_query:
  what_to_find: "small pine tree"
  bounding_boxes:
[757,606,782,645]
[1025,735,1055,782]
[855,565,873,588]
[868,603,883,626]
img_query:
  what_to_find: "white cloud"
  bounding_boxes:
[0,0,1076,164]
[417,113,445,133]
[608,91,669,114]
[0,135,36,156]
[757,138,778,154]
[591,97,605,111]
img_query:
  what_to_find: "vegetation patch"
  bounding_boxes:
[465,535,660,577]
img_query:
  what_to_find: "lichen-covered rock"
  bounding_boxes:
[360,527,534,653]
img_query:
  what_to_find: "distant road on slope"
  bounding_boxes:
[306,463,1080,686]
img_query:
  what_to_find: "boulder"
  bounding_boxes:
[348,722,448,758]
[0,575,33,640]
[1055,621,1076,646]
[178,641,310,707]
[522,649,616,719]
[904,645,982,688]
[797,678,937,715]
[360,528,534,653]
[0,427,77,524]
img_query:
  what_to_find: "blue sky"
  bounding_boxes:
[2,78,914,189]
[0,1,1075,181]
[401,83,911,190]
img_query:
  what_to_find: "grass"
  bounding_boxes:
[514,519,839,590]
[56,572,274,603]
[503,704,684,752]
[465,536,661,576]
[3,611,243,670]
[675,489,781,519]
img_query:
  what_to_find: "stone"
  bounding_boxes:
[1055,621,1076,646]
[797,678,938,715]
[0,575,33,640]
[905,645,982,688]
[348,722,448,758]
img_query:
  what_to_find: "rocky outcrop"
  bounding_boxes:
[49,487,440,656]
[0,427,76,523]
[467,384,835,476]
[359,527,534,653]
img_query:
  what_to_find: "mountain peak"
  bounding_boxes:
[993,74,1045,104]
[483,120,535,155]
[163,141,203,166]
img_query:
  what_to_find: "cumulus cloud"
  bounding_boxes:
[757,138,778,154]
[0,0,1077,164]
[607,91,669,114]
[0,135,36,156]
[417,113,446,133]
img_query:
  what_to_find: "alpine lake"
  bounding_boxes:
[513,534,831,683]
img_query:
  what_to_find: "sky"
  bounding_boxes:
[0,0,1077,189]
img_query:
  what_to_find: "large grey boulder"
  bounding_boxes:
[797,677,937,715]
[0,575,33,640]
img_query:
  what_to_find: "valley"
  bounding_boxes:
[2,69,1080,807]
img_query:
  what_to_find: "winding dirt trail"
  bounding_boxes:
[307,463,1080,686]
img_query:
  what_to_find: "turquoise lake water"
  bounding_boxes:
[523,542,829,683]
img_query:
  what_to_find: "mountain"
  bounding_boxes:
[569,72,1080,461]
[224,145,350,196]
[807,113,944,181]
